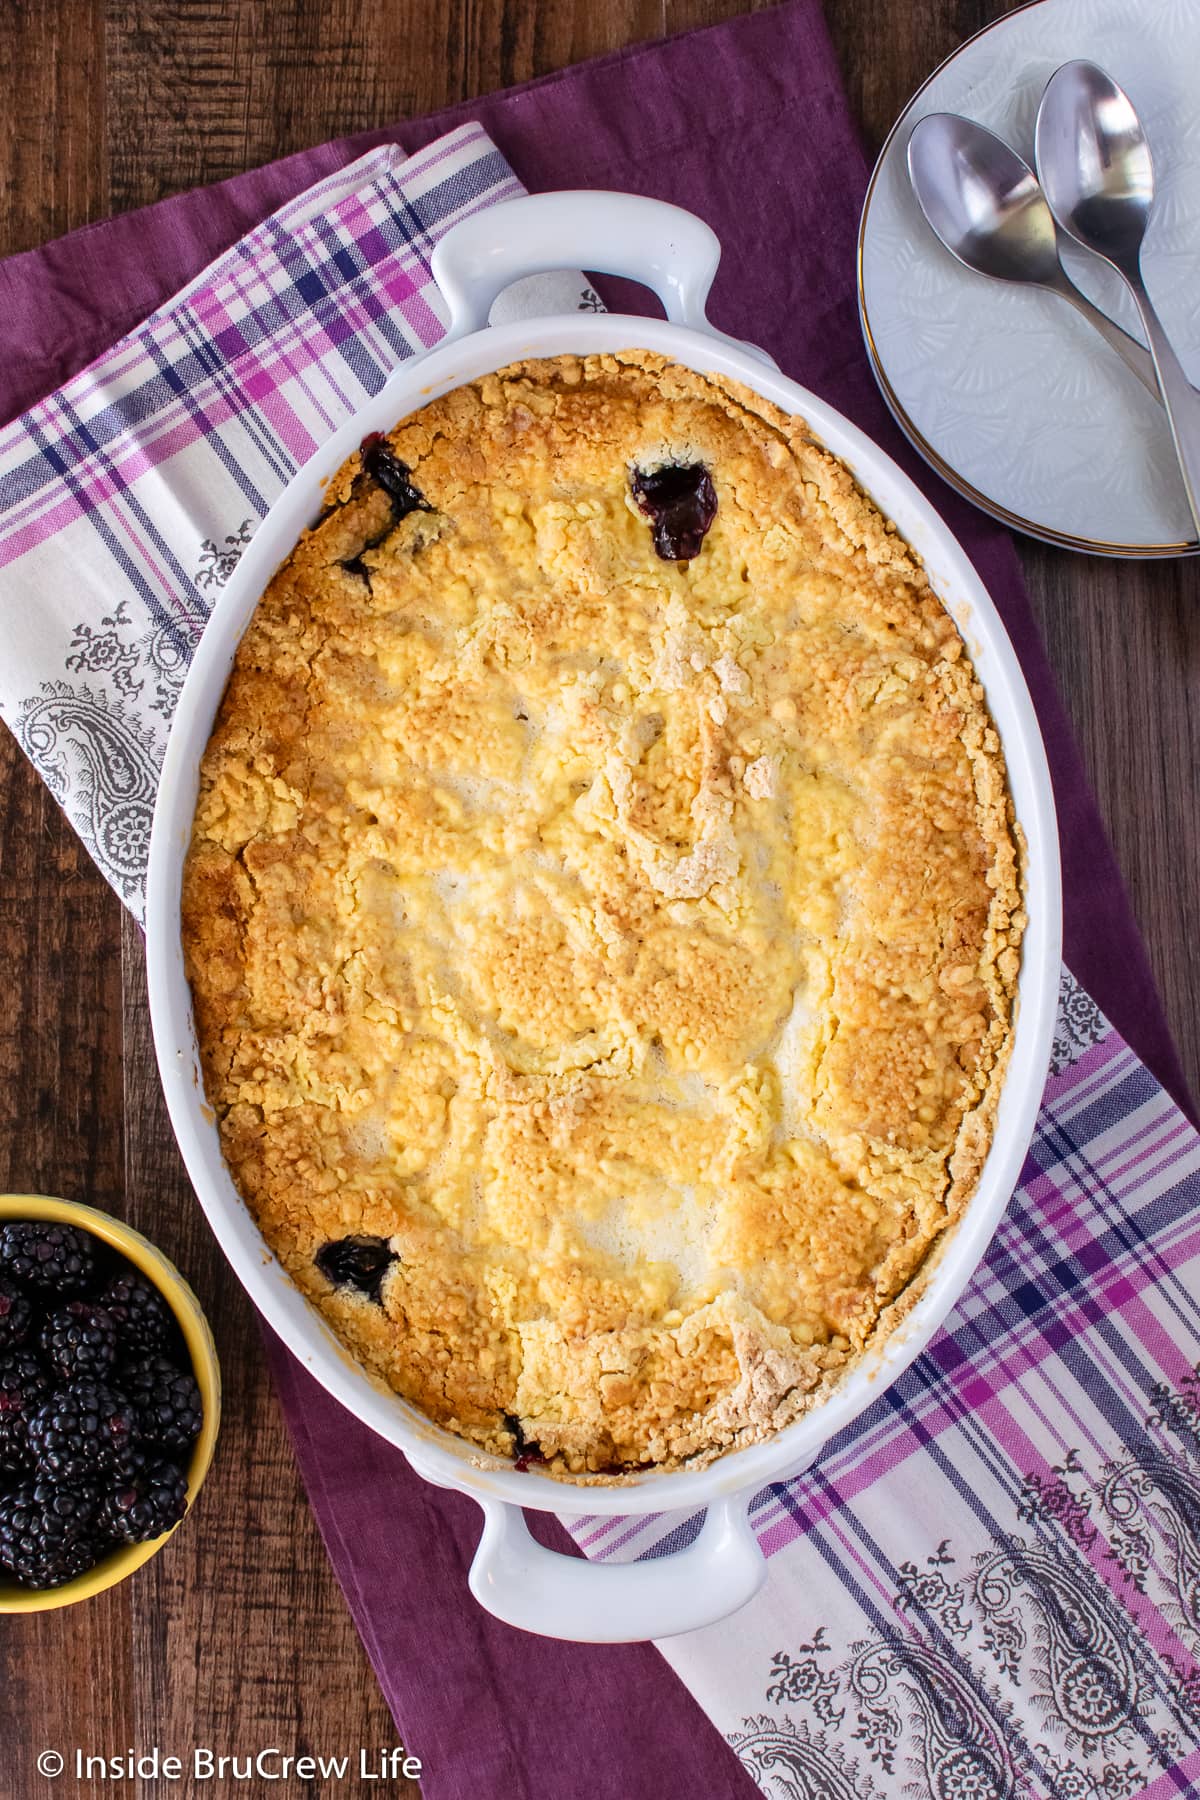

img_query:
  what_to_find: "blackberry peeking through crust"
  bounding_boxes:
[630,461,718,561]
[315,1236,398,1303]
[359,437,431,520]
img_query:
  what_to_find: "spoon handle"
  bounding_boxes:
[1127,278,1200,536]
[1054,280,1161,399]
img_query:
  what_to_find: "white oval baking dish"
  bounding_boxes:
[146,190,1062,1645]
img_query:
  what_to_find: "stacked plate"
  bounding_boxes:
[859,0,1200,556]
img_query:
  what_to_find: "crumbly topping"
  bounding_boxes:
[182,351,1023,1481]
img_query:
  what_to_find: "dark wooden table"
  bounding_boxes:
[1,2,1196,1795]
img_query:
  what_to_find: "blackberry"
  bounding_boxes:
[99,1270,174,1355]
[27,1381,139,1483]
[0,1479,100,1588]
[315,1235,397,1303]
[630,462,717,562]
[502,1410,547,1472]
[0,1220,95,1295]
[0,1352,52,1475]
[121,1355,202,1454]
[0,1275,34,1352]
[100,1459,189,1545]
[360,437,430,519]
[40,1301,118,1381]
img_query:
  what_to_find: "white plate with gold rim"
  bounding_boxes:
[859,0,1200,557]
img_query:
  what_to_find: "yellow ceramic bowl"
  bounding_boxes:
[0,1195,220,1612]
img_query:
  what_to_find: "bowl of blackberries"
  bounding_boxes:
[0,1195,220,1609]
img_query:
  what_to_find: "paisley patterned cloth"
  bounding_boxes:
[2,96,1200,1800]
[564,972,1200,1798]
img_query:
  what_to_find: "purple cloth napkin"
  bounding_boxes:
[2,4,1192,1796]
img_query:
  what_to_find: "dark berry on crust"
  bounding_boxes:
[328,440,432,585]
[27,1381,139,1484]
[99,1271,175,1355]
[360,436,431,520]
[100,1460,189,1545]
[0,1352,53,1475]
[630,462,718,561]
[339,554,373,586]
[502,1410,547,1472]
[40,1302,119,1382]
[0,1275,33,1353]
[120,1355,203,1455]
[315,1235,397,1303]
[0,1479,100,1588]
[0,1221,95,1295]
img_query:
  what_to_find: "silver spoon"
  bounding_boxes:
[1035,59,1200,536]
[907,112,1163,399]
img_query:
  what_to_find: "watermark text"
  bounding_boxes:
[34,1746,422,1784]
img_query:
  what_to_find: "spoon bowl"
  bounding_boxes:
[1034,61,1154,272]
[907,114,1062,287]
[1036,59,1200,535]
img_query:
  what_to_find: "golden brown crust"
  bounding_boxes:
[182,351,1023,1479]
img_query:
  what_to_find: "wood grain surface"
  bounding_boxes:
[0,2,1196,1796]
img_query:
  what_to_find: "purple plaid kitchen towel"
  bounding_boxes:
[562,971,1200,1797]
[1,5,1197,1799]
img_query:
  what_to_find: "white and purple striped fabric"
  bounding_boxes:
[565,974,1200,1797]
[1,124,1199,1800]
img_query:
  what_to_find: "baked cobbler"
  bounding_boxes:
[182,352,1022,1480]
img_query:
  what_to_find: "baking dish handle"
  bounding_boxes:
[467,1494,766,1642]
[430,190,722,340]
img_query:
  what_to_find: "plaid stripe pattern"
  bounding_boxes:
[0,133,516,564]
[564,973,1200,1798]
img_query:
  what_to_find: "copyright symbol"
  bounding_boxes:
[37,1751,64,1778]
